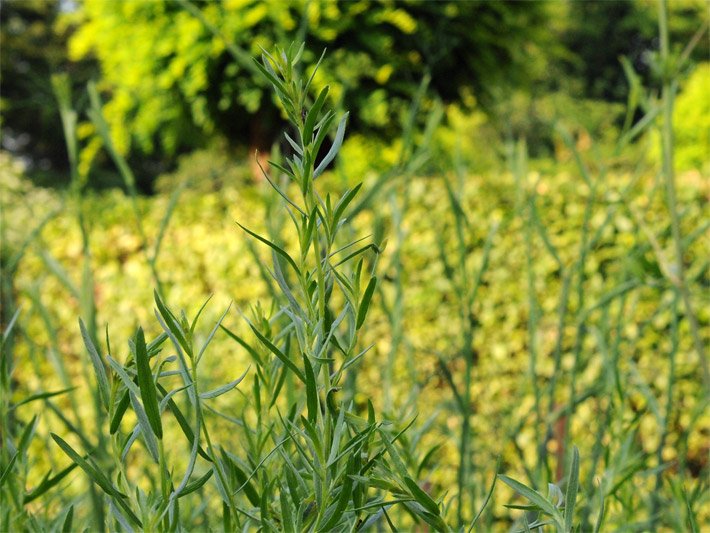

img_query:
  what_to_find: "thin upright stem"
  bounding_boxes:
[657,0,708,388]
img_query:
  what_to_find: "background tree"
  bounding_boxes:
[497,0,708,157]
[0,0,94,184]
[560,0,707,102]
[64,0,552,187]
[3,0,705,189]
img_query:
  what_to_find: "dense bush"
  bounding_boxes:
[63,0,551,177]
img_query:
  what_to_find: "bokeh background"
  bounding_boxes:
[1,0,708,530]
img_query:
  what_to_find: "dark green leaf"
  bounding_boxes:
[156,383,211,462]
[319,461,355,531]
[61,506,74,533]
[303,85,329,144]
[403,477,440,516]
[270,363,289,408]
[51,433,141,527]
[134,327,163,439]
[311,111,336,162]
[154,290,190,354]
[247,321,305,383]
[129,392,160,462]
[221,451,260,506]
[18,415,38,457]
[333,243,379,268]
[252,56,288,97]
[356,277,377,330]
[564,446,580,531]
[220,325,263,365]
[110,391,131,434]
[180,469,214,498]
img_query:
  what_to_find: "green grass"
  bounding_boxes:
[488,2,707,531]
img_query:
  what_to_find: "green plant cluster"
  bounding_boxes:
[2,3,709,530]
[63,0,550,168]
[3,125,708,531]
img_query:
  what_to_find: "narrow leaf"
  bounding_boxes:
[79,319,109,409]
[61,506,74,533]
[0,452,18,488]
[196,303,232,365]
[13,387,75,408]
[404,477,440,516]
[333,183,363,226]
[199,368,249,399]
[220,325,263,365]
[23,463,77,503]
[468,457,500,531]
[592,482,605,533]
[154,290,189,354]
[303,355,318,423]
[50,434,135,513]
[179,469,214,498]
[247,322,305,383]
[314,112,348,178]
[156,383,211,462]
[319,462,355,531]
[564,446,580,530]
[129,392,160,462]
[303,85,329,144]
[356,277,377,330]
[236,222,300,275]
[499,475,561,520]
[252,57,288,97]
[110,391,131,434]
[134,327,163,439]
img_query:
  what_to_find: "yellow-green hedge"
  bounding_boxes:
[4,152,708,526]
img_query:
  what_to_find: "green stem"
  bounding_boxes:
[525,189,542,482]
[562,178,597,475]
[657,0,709,389]
[452,174,473,527]
[650,292,679,531]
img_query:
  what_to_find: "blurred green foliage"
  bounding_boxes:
[497,0,708,158]
[0,0,94,180]
[2,0,706,190]
[668,62,710,172]
[63,0,550,167]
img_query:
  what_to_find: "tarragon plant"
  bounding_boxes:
[219,43,451,531]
